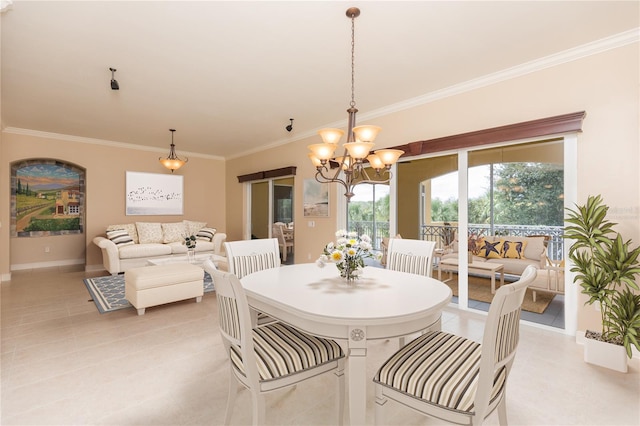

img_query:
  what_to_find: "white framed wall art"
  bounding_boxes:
[125,171,184,215]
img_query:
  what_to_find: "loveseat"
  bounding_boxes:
[440,235,547,276]
[93,220,227,274]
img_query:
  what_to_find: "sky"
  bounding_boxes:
[350,166,490,202]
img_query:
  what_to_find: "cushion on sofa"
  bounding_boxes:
[196,227,216,241]
[486,257,541,275]
[106,229,135,247]
[479,239,503,259]
[107,223,139,244]
[184,220,207,236]
[136,222,163,244]
[162,222,187,243]
[502,240,527,259]
[118,243,172,259]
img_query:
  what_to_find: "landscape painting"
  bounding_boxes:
[303,179,329,217]
[13,161,84,236]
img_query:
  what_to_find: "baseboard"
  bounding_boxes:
[85,264,106,273]
[1,272,12,282]
[10,258,85,271]
[577,329,640,359]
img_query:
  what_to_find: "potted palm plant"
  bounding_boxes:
[564,195,640,372]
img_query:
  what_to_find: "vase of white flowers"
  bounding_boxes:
[316,230,380,284]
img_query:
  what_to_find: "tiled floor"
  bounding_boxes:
[1,265,639,425]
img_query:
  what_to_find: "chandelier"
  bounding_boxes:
[159,129,188,173]
[307,7,403,200]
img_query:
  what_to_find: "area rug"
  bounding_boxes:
[439,273,555,314]
[83,273,214,314]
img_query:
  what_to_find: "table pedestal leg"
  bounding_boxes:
[347,327,367,425]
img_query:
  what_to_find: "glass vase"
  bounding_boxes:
[340,264,359,284]
[187,248,196,264]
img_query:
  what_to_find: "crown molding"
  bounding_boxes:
[2,127,225,161]
[356,28,640,122]
[231,28,638,160]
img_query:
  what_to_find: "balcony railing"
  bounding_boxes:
[421,224,564,261]
[348,221,390,250]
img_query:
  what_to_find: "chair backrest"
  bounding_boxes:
[386,238,436,277]
[224,238,281,279]
[207,266,262,387]
[474,265,537,418]
[272,224,287,245]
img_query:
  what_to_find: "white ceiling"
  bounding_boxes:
[2,1,638,160]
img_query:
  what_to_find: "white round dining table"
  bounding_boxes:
[240,263,452,425]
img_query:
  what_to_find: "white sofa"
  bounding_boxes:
[441,235,547,276]
[93,220,227,274]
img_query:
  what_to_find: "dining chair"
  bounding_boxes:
[272,224,294,262]
[380,234,402,266]
[373,265,537,426]
[224,238,282,326]
[385,237,437,345]
[209,268,346,426]
[224,238,281,279]
[386,237,436,277]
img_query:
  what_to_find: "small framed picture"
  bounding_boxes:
[303,179,329,217]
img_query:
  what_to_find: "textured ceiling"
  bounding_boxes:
[2,1,638,159]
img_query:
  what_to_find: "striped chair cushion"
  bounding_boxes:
[388,252,430,276]
[232,252,279,279]
[374,331,506,414]
[229,322,344,382]
[495,308,521,362]
[217,294,241,341]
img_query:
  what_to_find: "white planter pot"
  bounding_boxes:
[584,336,628,373]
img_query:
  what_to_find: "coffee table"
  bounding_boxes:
[438,258,505,294]
[147,253,213,267]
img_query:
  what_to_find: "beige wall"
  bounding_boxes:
[225,43,639,333]
[0,132,226,274]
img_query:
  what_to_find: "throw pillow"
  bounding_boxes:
[106,229,135,247]
[162,222,187,243]
[136,222,163,244]
[196,227,217,242]
[479,239,503,259]
[502,240,528,259]
[184,220,207,236]
[107,223,139,244]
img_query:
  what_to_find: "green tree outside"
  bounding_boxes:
[431,162,563,226]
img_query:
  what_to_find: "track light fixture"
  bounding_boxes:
[109,67,119,90]
[159,129,188,173]
[286,118,294,132]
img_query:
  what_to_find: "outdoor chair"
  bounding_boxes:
[209,268,346,426]
[373,265,537,426]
